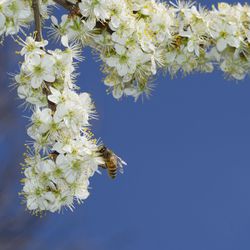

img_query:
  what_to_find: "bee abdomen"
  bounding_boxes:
[107,163,117,179]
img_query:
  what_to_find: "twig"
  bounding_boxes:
[32,0,43,42]
[32,0,57,112]
[52,0,111,32]
[43,84,57,112]
[53,0,75,10]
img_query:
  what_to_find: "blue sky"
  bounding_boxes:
[1,0,250,249]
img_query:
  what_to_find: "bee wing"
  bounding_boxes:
[116,155,127,174]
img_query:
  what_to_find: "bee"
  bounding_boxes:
[173,35,183,49]
[48,151,59,161]
[98,145,127,179]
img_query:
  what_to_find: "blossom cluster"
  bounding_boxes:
[16,36,103,213]
[51,0,250,100]
[0,0,54,38]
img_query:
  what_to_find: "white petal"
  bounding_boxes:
[216,38,227,52]
[115,44,126,55]
[30,53,41,66]
[75,188,89,200]
[44,73,55,83]
[42,55,54,67]
[117,64,128,76]
[31,77,42,89]
[61,35,69,47]
[112,87,123,99]
[0,13,6,29]
[27,197,38,210]
[51,15,58,26]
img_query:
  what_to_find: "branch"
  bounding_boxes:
[53,0,75,10]
[32,0,43,41]
[32,0,57,111]
[53,0,110,32]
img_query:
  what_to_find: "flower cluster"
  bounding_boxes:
[16,36,103,213]
[0,0,54,38]
[51,0,250,100]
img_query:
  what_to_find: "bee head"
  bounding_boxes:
[98,145,107,154]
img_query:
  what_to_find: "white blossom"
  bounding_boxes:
[0,0,54,37]
[52,0,250,100]
[16,37,103,213]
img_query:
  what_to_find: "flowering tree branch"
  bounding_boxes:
[0,0,249,214]
[5,0,111,214]
[47,1,250,99]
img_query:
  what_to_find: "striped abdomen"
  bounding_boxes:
[106,155,117,179]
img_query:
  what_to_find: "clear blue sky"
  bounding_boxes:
[1,0,250,249]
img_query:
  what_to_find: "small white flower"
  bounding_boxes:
[209,19,240,52]
[20,36,47,57]
[30,108,53,134]
[79,0,111,21]
[27,54,55,88]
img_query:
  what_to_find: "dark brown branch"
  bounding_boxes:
[53,0,75,10]
[32,0,57,112]
[32,0,43,42]
[43,83,57,112]
[53,0,112,33]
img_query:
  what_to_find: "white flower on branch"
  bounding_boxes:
[26,54,56,88]
[49,0,250,99]
[0,0,54,37]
